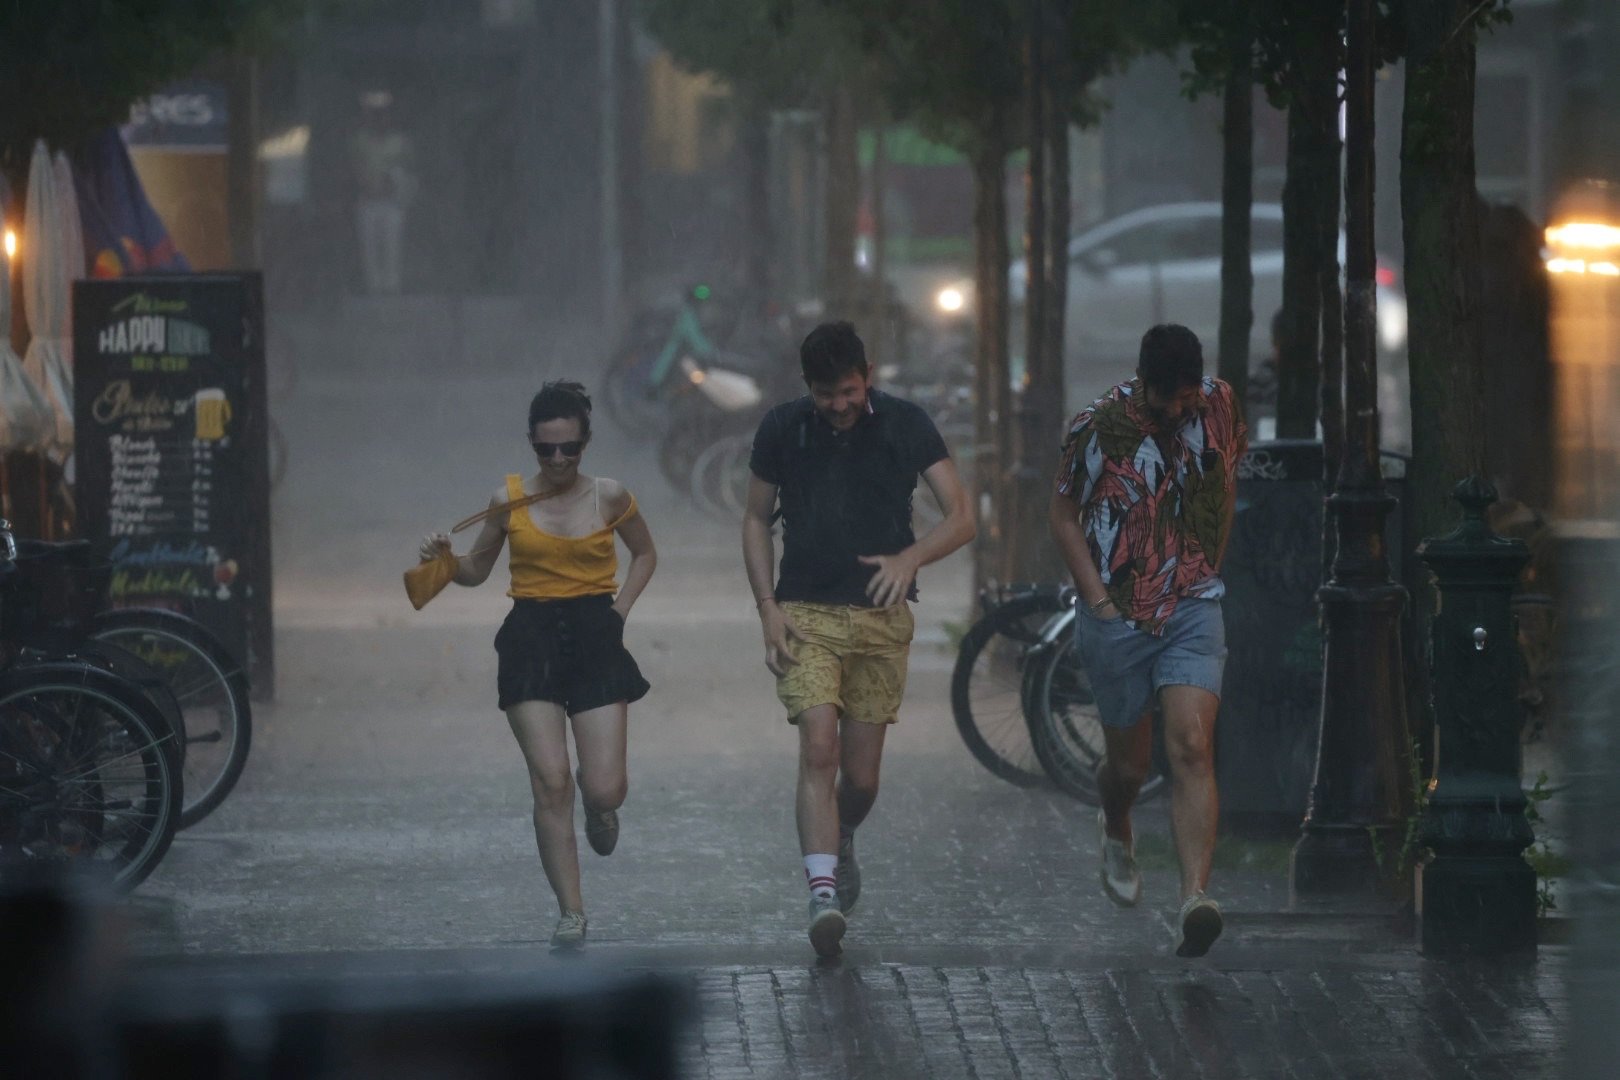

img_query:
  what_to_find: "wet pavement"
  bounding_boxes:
[117,317,1569,1077]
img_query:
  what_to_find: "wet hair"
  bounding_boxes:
[800,321,868,385]
[527,380,592,440]
[1138,324,1204,398]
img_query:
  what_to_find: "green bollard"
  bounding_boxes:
[1416,476,1537,954]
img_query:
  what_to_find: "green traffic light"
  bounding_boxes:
[693,284,712,301]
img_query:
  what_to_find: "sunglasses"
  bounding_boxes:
[532,440,585,459]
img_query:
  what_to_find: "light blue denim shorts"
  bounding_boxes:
[1073,597,1228,729]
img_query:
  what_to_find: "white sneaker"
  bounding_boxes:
[808,894,846,958]
[1176,893,1223,958]
[1098,809,1142,907]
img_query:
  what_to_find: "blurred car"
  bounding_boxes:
[1008,201,1409,395]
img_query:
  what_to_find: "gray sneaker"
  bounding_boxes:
[836,831,861,914]
[584,807,619,856]
[550,910,588,950]
[808,894,846,958]
[1176,893,1223,958]
[578,769,619,856]
[1098,809,1142,907]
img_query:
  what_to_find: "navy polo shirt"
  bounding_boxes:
[749,388,950,606]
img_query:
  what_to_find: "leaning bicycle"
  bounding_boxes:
[950,583,1073,787]
[0,523,183,890]
[7,539,251,829]
[1022,606,1168,805]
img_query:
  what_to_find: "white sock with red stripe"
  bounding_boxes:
[804,854,837,901]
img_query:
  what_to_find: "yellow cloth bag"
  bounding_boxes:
[404,549,458,611]
[405,487,562,610]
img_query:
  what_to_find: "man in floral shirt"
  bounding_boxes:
[1049,323,1247,958]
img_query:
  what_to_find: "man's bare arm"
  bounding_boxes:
[742,474,803,675]
[859,457,976,607]
[1049,488,1113,613]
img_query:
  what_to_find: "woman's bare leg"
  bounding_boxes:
[506,701,582,913]
[571,701,629,813]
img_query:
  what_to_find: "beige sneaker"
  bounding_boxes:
[1098,810,1142,907]
[550,910,588,950]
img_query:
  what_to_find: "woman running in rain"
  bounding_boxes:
[419,380,656,949]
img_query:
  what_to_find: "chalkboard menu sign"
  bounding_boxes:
[73,274,274,697]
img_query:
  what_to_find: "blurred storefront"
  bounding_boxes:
[123,77,233,272]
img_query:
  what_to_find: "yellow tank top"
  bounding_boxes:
[505,475,636,600]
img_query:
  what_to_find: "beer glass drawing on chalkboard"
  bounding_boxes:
[194,387,232,441]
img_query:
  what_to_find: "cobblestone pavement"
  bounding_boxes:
[115,361,1570,1078]
[679,959,1565,1080]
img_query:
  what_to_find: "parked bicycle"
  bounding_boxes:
[5,538,252,829]
[949,582,1073,788]
[0,521,185,890]
[1021,604,1168,805]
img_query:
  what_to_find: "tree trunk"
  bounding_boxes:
[1004,0,1061,585]
[1401,0,1487,758]
[1218,31,1255,402]
[1276,4,1340,439]
[823,84,860,312]
[970,130,1011,591]
[739,101,772,302]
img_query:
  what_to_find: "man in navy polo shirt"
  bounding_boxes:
[742,321,975,958]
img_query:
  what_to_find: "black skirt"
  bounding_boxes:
[494,594,651,713]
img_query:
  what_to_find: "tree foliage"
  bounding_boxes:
[832,1,1023,159]
[636,0,864,111]
[0,0,304,175]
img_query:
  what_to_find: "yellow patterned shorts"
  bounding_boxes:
[776,601,915,725]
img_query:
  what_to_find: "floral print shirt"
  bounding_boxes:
[1054,377,1248,636]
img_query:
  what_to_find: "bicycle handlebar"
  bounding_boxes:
[977,582,1076,610]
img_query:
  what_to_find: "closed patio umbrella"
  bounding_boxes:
[21,139,82,457]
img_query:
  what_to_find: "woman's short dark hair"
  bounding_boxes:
[1138,324,1204,398]
[800,321,868,385]
[528,380,592,439]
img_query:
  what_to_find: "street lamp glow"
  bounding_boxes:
[1546,257,1620,276]
[3,229,15,260]
[936,286,965,313]
[1545,222,1620,250]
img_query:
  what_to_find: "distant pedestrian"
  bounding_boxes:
[1048,324,1248,958]
[351,92,416,294]
[418,381,656,949]
[742,322,975,958]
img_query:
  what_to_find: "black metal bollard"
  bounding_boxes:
[1416,476,1537,954]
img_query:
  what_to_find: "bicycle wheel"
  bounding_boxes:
[690,433,753,521]
[0,662,182,890]
[90,609,251,829]
[1027,628,1168,804]
[949,590,1069,787]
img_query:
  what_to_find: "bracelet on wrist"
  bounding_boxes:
[755,595,777,608]
[1088,595,1116,615]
